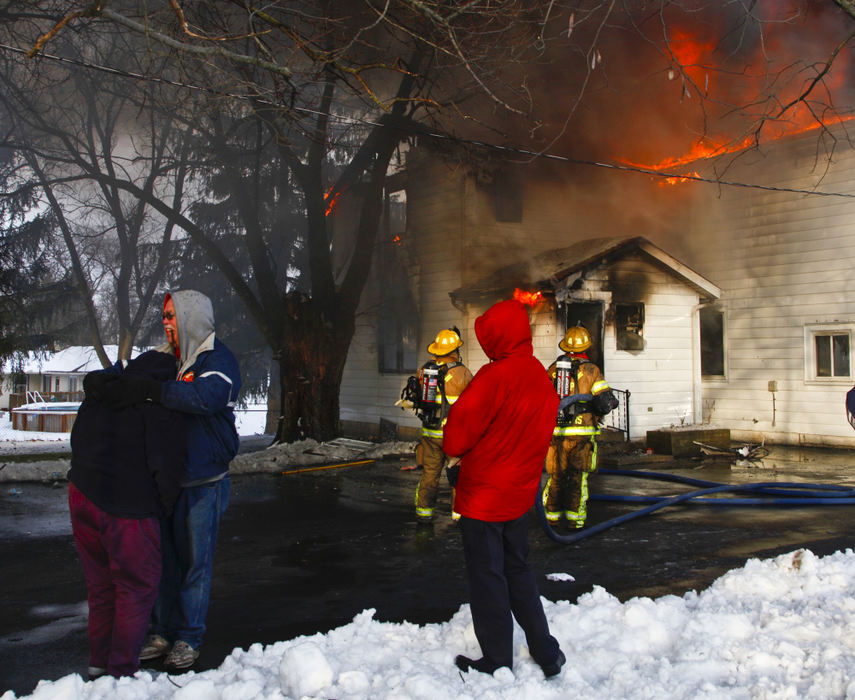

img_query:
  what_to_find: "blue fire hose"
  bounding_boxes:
[536,467,855,544]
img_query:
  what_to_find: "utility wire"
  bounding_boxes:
[3,41,855,200]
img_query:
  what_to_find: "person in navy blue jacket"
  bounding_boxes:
[94,289,241,671]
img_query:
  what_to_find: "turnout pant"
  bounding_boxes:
[69,483,161,677]
[544,435,597,526]
[415,435,449,519]
[459,514,560,669]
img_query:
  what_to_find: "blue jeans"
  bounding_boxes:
[153,475,230,649]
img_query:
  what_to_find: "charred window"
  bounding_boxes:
[492,170,523,222]
[700,307,725,377]
[615,303,644,351]
[814,333,850,378]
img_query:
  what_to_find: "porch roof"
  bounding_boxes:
[449,236,721,305]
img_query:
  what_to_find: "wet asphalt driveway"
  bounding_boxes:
[3,444,855,696]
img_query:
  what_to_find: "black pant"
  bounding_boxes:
[459,514,560,669]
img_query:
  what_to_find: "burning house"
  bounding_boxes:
[339,146,720,443]
[339,119,855,449]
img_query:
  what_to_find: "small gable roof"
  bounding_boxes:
[449,236,720,304]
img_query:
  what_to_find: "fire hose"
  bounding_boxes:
[535,467,855,544]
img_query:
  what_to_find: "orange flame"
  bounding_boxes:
[324,185,344,217]
[626,115,855,182]
[621,24,855,183]
[513,288,544,306]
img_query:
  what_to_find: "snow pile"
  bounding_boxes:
[6,548,855,699]
[230,438,416,474]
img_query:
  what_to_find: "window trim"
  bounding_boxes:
[804,323,854,384]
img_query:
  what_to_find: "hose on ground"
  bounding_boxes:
[536,467,855,544]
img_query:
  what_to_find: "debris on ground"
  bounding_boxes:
[693,441,771,463]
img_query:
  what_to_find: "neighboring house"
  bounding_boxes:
[341,128,855,448]
[1,346,120,411]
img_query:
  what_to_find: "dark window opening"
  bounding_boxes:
[377,191,418,374]
[561,301,604,369]
[700,307,725,377]
[815,333,850,378]
[616,303,644,351]
[492,170,523,222]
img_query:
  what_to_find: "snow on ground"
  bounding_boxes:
[5,410,855,698]
[3,548,855,699]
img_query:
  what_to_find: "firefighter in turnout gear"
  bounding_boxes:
[413,328,473,523]
[544,325,615,529]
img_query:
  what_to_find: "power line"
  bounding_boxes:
[3,41,855,200]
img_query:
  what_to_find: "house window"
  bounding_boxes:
[379,314,418,374]
[69,376,78,392]
[814,333,850,378]
[492,169,523,222]
[805,324,853,382]
[54,377,61,392]
[377,190,418,374]
[43,375,52,393]
[615,303,644,351]
[700,307,725,377]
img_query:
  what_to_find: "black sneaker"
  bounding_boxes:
[541,650,566,678]
[455,655,502,675]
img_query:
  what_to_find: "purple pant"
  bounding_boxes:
[68,483,161,677]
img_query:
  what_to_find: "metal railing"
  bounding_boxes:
[25,390,45,404]
[602,388,630,441]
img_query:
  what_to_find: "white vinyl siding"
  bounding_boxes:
[683,127,855,446]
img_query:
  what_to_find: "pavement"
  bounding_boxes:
[3,441,855,696]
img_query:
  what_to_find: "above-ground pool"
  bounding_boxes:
[11,402,81,433]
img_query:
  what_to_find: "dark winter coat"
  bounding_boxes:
[68,351,186,519]
[442,299,559,521]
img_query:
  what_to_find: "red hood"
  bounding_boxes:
[474,299,533,360]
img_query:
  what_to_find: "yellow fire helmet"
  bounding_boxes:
[559,325,592,353]
[428,328,463,356]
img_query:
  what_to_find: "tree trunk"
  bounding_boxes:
[273,297,354,443]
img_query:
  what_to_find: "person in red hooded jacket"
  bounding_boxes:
[442,299,565,678]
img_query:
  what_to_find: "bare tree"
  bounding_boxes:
[0,26,191,365]
[7,0,854,441]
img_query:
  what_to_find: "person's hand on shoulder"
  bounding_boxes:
[102,375,163,409]
[82,372,119,402]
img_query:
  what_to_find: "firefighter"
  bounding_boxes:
[413,327,473,523]
[544,325,616,529]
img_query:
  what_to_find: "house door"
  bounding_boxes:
[560,301,604,369]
